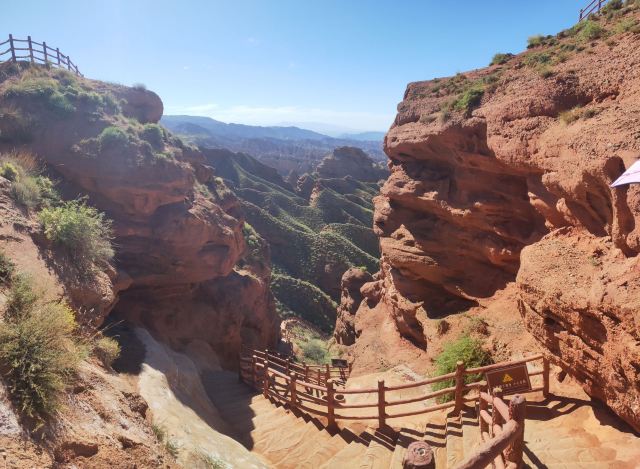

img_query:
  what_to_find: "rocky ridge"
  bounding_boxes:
[342,5,640,431]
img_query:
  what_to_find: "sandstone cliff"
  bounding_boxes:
[344,5,640,431]
[0,62,278,366]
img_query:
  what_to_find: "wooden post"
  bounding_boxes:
[252,355,258,388]
[325,364,330,382]
[327,379,336,428]
[478,394,488,435]
[263,368,269,398]
[55,47,61,65]
[454,361,465,414]
[289,373,297,408]
[27,36,34,63]
[286,358,291,374]
[66,55,71,71]
[42,41,48,64]
[9,35,16,62]
[317,369,322,386]
[505,395,526,469]
[491,387,504,437]
[378,379,386,429]
[542,357,550,398]
[304,365,309,381]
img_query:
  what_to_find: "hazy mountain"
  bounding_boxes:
[338,131,386,141]
[161,115,386,175]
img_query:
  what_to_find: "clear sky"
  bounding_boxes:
[3,1,583,132]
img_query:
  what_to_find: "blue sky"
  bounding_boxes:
[3,1,582,131]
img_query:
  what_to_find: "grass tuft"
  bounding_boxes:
[0,275,83,423]
[431,335,491,402]
[39,199,114,268]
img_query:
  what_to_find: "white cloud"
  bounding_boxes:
[165,103,393,131]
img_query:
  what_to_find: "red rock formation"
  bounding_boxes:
[334,267,373,345]
[0,62,278,362]
[346,9,640,430]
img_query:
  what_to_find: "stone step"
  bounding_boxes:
[359,428,397,469]
[273,427,350,469]
[388,424,423,469]
[318,441,370,469]
[445,412,464,469]
[461,406,480,460]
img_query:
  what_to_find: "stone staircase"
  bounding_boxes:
[202,372,638,468]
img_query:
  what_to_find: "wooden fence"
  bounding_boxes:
[579,0,612,20]
[0,35,82,76]
[240,349,548,466]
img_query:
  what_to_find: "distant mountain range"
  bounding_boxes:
[161,115,386,175]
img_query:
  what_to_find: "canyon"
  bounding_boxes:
[0,2,640,467]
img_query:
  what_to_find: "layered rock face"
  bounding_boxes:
[315,146,387,182]
[0,63,278,362]
[350,11,640,430]
[334,267,373,345]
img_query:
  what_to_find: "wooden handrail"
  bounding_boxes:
[240,348,546,469]
[0,34,82,76]
[579,0,612,21]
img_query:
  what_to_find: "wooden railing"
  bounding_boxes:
[239,349,549,435]
[579,0,611,20]
[458,390,526,469]
[0,34,82,76]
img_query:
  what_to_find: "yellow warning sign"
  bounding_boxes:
[485,364,532,395]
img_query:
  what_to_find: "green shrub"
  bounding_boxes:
[300,339,329,364]
[6,274,38,319]
[93,335,121,368]
[524,52,552,67]
[98,126,129,151]
[0,275,81,421]
[453,86,484,114]
[39,199,114,268]
[490,53,514,65]
[132,83,147,91]
[579,20,605,40]
[431,335,491,402]
[614,17,637,33]
[197,453,229,469]
[11,176,41,209]
[0,162,19,181]
[527,35,545,48]
[140,123,164,150]
[0,250,15,283]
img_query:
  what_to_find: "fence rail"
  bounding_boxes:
[579,0,611,20]
[0,34,82,76]
[240,349,549,467]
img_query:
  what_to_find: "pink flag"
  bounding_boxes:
[611,160,640,188]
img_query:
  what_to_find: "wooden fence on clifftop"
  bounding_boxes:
[580,0,613,20]
[0,35,82,76]
[240,348,550,468]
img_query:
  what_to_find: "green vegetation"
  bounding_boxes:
[140,123,165,150]
[452,86,484,114]
[527,34,546,48]
[92,334,121,368]
[0,274,83,423]
[39,199,114,268]
[207,150,380,331]
[0,250,15,284]
[98,125,129,150]
[431,335,491,402]
[151,423,180,458]
[490,53,514,65]
[0,152,59,210]
[288,323,331,364]
[272,274,337,332]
